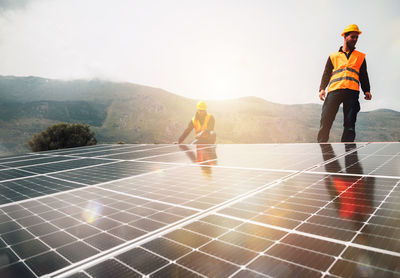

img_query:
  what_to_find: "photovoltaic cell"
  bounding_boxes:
[0,142,398,278]
[36,144,120,156]
[0,176,89,205]
[49,161,175,185]
[0,168,36,181]
[102,145,199,160]
[21,158,116,175]
[1,155,73,168]
[66,144,152,158]
[0,154,38,164]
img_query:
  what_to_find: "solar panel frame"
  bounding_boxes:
[0,143,399,278]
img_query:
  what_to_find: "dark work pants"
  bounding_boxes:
[317,91,360,143]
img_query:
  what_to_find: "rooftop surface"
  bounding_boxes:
[0,143,399,277]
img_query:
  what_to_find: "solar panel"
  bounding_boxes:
[0,143,399,277]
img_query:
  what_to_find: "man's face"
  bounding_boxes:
[345,32,359,49]
[197,110,206,116]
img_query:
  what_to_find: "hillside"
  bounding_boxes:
[1,76,399,155]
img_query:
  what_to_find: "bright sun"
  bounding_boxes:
[200,68,244,100]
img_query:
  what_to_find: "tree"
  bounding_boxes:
[27,122,97,152]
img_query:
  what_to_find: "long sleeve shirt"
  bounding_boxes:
[319,46,370,94]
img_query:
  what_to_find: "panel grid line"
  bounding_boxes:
[52,170,293,277]
[0,143,399,278]
[323,178,400,277]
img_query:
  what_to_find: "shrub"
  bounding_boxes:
[27,122,97,152]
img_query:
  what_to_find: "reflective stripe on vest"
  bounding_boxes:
[192,114,211,135]
[332,176,370,219]
[328,50,365,93]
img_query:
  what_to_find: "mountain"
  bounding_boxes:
[0,75,399,155]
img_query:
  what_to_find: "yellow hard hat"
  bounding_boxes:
[341,24,362,36]
[196,101,207,110]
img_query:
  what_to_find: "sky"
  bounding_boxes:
[0,0,399,111]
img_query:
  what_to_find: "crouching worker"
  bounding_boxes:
[178,101,216,144]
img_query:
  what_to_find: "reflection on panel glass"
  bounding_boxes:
[179,144,217,179]
[0,143,398,278]
[320,144,374,225]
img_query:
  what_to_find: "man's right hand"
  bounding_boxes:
[319,90,326,101]
[364,92,372,100]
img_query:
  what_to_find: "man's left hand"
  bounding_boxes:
[196,131,207,139]
[364,92,372,100]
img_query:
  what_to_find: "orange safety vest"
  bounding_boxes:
[327,50,365,93]
[192,114,211,135]
[195,147,216,165]
[332,176,370,219]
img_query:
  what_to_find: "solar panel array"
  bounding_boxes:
[0,143,399,278]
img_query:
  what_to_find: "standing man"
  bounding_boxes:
[317,24,372,143]
[178,101,216,144]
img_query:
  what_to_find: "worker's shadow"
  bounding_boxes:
[179,144,217,179]
[319,144,375,228]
